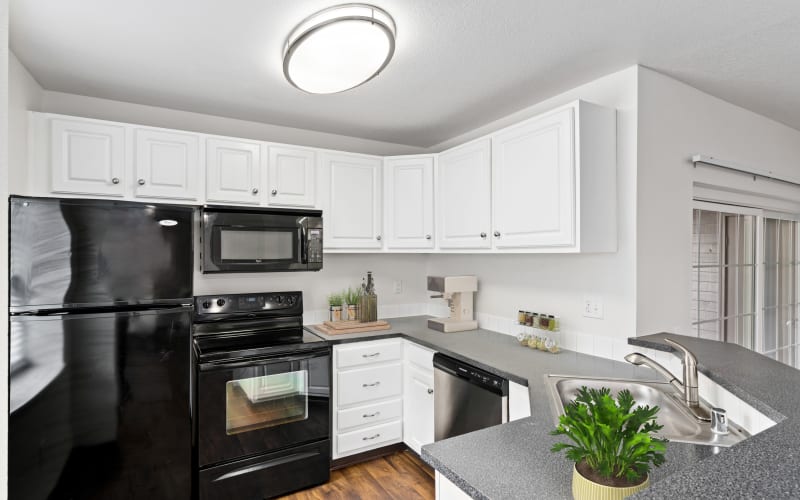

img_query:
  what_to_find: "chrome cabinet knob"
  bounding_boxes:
[425,234,432,240]
[271,189,278,195]
[251,187,259,194]
[137,178,146,186]
[494,231,501,238]
[376,235,382,241]
[111,177,120,184]
[480,232,487,239]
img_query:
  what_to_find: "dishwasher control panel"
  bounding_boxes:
[434,353,509,395]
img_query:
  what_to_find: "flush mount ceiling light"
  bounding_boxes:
[283,4,396,94]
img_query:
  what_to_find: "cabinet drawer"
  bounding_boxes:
[405,341,435,371]
[337,363,402,407]
[336,339,402,369]
[337,420,402,456]
[338,398,402,432]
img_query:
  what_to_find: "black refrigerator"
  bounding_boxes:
[8,196,194,499]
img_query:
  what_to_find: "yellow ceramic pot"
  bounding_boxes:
[572,464,649,500]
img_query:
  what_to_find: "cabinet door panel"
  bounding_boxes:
[492,108,575,248]
[134,129,199,200]
[206,138,262,204]
[268,146,316,207]
[324,153,383,249]
[437,139,491,249]
[403,363,434,454]
[385,157,434,249]
[51,119,125,196]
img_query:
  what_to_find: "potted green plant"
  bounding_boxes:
[343,287,360,321]
[327,292,343,322]
[551,387,667,500]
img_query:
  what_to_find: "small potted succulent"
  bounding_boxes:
[551,387,667,500]
[344,287,360,321]
[327,292,344,322]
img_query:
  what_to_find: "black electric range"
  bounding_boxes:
[192,291,331,500]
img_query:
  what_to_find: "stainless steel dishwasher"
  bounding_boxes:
[433,353,509,441]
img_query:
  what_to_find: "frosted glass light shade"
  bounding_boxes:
[283,4,396,94]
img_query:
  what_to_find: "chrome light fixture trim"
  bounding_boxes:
[283,4,397,94]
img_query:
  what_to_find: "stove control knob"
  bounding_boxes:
[202,301,211,309]
[276,296,283,304]
[216,298,226,307]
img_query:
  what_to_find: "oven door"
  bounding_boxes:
[196,347,330,467]
[202,208,321,273]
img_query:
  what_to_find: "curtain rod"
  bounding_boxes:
[691,154,800,188]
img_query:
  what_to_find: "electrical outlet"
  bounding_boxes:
[583,297,604,319]
[393,280,403,294]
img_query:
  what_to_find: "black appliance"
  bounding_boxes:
[193,291,331,500]
[8,196,194,499]
[201,206,323,273]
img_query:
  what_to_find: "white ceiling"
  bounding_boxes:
[10,0,800,148]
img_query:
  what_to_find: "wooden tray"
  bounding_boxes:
[312,320,391,335]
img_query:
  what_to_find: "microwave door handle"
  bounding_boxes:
[300,224,308,264]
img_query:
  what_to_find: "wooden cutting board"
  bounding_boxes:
[313,320,391,335]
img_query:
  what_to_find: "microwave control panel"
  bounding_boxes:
[307,229,323,264]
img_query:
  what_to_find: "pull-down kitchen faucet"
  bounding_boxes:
[625,338,710,421]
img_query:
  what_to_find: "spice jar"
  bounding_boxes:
[547,315,556,331]
[550,316,560,332]
[539,315,550,330]
[517,332,530,346]
[532,313,540,329]
[524,311,533,326]
[517,310,526,325]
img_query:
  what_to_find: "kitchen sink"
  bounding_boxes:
[545,375,749,447]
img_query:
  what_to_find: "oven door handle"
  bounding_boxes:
[198,349,329,371]
[212,450,321,482]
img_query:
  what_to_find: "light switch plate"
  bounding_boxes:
[583,297,604,319]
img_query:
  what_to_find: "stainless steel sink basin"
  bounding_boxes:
[545,375,749,447]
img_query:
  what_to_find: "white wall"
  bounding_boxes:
[427,66,639,343]
[636,66,800,336]
[8,52,42,193]
[1,0,11,492]
[194,252,431,323]
[39,90,426,156]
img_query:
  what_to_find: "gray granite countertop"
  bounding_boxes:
[308,318,799,499]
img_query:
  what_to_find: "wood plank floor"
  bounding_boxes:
[278,450,435,500]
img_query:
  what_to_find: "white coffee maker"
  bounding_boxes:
[427,276,478,332]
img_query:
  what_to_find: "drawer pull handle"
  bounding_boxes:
[363,411,381,418]
[362,352,381,358]
[362,381,381,388]
[427,388,434,394]
[362,434,381,441]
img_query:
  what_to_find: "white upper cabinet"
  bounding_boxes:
[492,107,574,248]
[437,139,492,249]
[384,156,434,249]
[133,128,200,200]
[322,152,383,249]
[50,118,126,196]
[267,146,316,207]
[206,138,263,204]
[491,101,616,252]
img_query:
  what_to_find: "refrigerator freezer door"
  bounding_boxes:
[10,197,194,312]
[8,306,192,500]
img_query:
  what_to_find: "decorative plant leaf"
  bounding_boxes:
[550,386,668,482]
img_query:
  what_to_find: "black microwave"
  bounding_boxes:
[201,206,323,273]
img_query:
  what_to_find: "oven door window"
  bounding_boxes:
[218,228,296,262]
[226,368,308,435]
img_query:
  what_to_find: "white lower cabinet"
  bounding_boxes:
[436,471,472,500]
[332,339,404,459]
[403,341,436,454]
